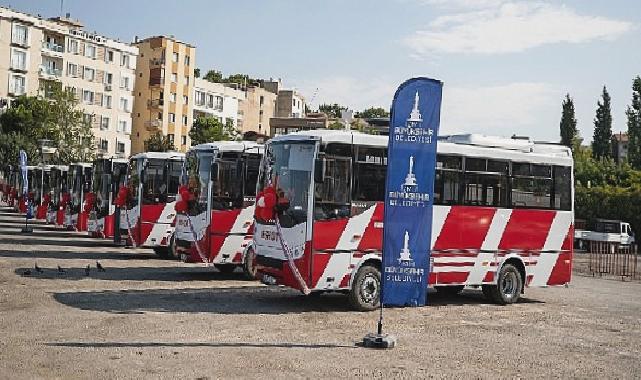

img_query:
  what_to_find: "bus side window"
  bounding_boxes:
[434,155,462,206]
[553,165,572,211]
[462,158,508,207]
[314,156,351,220]
[511,163,553,209]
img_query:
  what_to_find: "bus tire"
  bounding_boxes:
[153,246,170,259]
[484,263,522,305]
[435,285,465,295]
[214,264,236,274]
[242,247,257,280]
[168,235,180,260]
[348,264,381,312]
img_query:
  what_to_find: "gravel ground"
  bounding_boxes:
[1,206,640,379]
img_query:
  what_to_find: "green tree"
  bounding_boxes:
[319,103,346,118]
[350,119,378,135]
[194,68,201,78]
[356,107,389,119]
[189,116,239,145]
[203,70,223,83]
[559,93,579,150]
[0,89,94,165]
[144,132,175,152]
[626,76,641,169]
[327,121,345,130]
[592,86,613,160]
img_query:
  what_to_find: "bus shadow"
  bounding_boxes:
[0,236,126,248]
[45,341,357,349]
[429,289,543,306]
[15,266,254,282]
[2,249,155,261]
[0,229,93,239]
[53,287,355,314]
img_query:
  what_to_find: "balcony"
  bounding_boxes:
[147,99,164,109]
[39,66,63,79]
[145,119,162,131]
[42,41,64,56]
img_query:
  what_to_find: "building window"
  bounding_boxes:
[83,90,94,104]
[83,113,93,125]
[183,95,188,104]
[195,91,206,106]
[184,76,189,85]
[120,76,130,90]
[182,115,188,126]
[171,73,177,82]
[106,50,115,63]
[100,139,108,151]
[67,63,78,77]
[259,95,264,106]
[119,97,129,112]
[118,120,128,132]
[103,95,112,109]
[167,134,175,144]
[120,54,130,68]
[10,48,27,70]
[207,94,214,108]
[9,75,26,95]
[184,55,190,66]
[181,136,187,146]
[84,67,95,81]
[214,96,223,111]
[68,39,79,54]
[117,142,125,154]
[105,72,113,85]
[11,24,28,46]
[172,52,179,62]
[158,112,163,120]
[170,92,177,102]
[168,113,176,123]
[85,44,97,59]
[101,116,110,130]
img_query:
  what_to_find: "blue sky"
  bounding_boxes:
[7,0,641,142]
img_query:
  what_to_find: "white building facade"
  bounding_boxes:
[0,7,138,157]
[193,78,244,128]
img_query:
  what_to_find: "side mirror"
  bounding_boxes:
[314,158,325,184]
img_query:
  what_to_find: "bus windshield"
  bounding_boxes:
[93,160,111,217]
[258,140,315,226]
[140,158,182,205]
[211,154,244,211]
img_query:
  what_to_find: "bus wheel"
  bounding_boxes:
[214,264,236,274]
[348,264,381,311]
[483,263,522,304]
[242,247,257,280]
[153,246,170,259]
[435,285,465,295]
[168,235,179,260]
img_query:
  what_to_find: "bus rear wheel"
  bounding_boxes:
[482,263,523,304]
[348,264,381,311]
[242,247,257,280]
[153,246,171,259]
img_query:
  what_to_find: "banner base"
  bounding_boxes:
[360,333,396,349]
[21,226,33,233]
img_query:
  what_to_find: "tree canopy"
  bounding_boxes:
[0,89,94,165]
[319,103,347,118]
[627,76,641,169]
[189,116,239,145]
[591,86,613,160]
[144,132,175,152]
[559,93,579,150]
[356,107,389,119]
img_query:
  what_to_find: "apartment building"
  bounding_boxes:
[238,85,277,135]
[275,89,306,118]
[0,8,138,157]
[131,36,195,154]
[193,78,244,127]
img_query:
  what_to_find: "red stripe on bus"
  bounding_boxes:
[498,209,556,251]
[434,206,496,250]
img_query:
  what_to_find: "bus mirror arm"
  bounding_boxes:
[314,158,325,184]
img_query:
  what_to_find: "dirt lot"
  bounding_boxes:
[1,206,640,379]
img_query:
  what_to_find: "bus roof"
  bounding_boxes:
[130,152,185,161]
[190,141,264,154]
[69,162,93,168]
[272,130,573,166]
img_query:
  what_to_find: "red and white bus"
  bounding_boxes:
[16,166,36,214]
[87,158,129,238]
[117,152,184,257]
[254,130,574,310]
[1,165,19,207]
[64,163,93,231]
[175,141,263,276]
[33,165,53,220]
[46,165,69,226]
